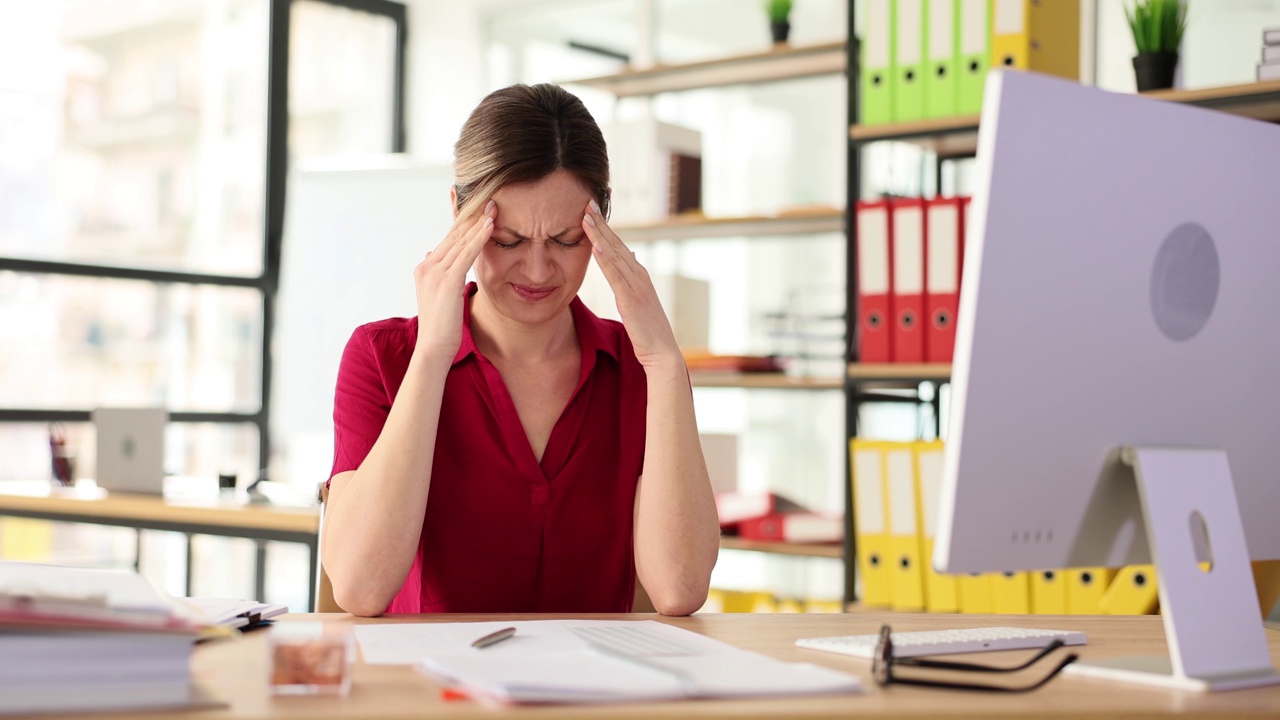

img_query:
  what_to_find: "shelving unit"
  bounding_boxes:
[562,41,846,97]
[690,373,844,390]
[720,537,842,559]
[847,78,1280,160]
[614,209,843,243]
[842,8,1280,606]
[564,28,852,605]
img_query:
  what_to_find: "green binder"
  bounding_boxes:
[860,0,895,126]
[957,0,992,116]
[924,0,959,119]
[891,0,927,122]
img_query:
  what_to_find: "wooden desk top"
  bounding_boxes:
[0,480,319,536]
[38,612,1280,720]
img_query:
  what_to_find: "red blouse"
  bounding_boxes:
[329,284,647,613]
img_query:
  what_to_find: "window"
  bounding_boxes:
[0,0,406,484]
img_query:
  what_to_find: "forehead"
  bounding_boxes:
[492,170,592,233]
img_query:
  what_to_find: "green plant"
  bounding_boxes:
[1125,0,1188,54]
[765,0,792,24]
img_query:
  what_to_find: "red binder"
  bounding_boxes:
[737,512,843,544]
[855,200,893,363]
[714,492,803,530]
[890,198,926,362]
[924,197,966,362]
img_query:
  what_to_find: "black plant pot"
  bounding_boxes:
[1133,52,1178,92]
[770,20,790,44]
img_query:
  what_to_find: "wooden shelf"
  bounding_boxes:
[561,41,846,98]
[690,372,844,390]
[849,114,980,159]
[847,363,952,382]
[721,536,843,559]
[1145,78,1280,121]
[848,79,1280,158]
[615,210,844,243]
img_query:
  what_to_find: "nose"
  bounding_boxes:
[522,241,555,283]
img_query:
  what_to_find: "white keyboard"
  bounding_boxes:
[796,627,1087,659]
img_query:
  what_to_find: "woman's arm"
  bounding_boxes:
[633,360,721,615]
[322,203,496,617]
[581,200,719,615]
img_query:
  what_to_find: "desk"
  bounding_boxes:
[0,481,320,607]
[39,612,1280,719]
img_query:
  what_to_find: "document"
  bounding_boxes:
[357,620,861,704]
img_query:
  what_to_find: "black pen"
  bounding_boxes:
[471,626,517,649]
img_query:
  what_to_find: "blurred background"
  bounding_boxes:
[1,0,1277,614]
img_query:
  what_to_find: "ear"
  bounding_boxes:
[449,185,459,220]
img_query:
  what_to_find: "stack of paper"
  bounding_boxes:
[0,562,207,715]
[356,619,862,705]
[177,597,288,629]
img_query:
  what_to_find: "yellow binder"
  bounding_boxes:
[851,439,893,607]
[1064,567,1117,615]
[1253,560,1280,620]
[885,443,926,610]
[1029,569,1066,615]
[992,571,1031,614]
[915,441,959,612]
[958,573,993,613]
[990,0,1080,80]
[1099,565,1159,615]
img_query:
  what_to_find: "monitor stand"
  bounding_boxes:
[1065,447,1280,692]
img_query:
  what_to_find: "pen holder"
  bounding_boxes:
[268,622,354,696]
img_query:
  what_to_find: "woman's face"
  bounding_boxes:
[472,169,595,328]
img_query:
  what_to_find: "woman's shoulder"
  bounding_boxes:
[344,316,419,360]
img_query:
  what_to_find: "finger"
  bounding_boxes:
[583,214,636,294]
[440,200,496,268]
[453,209,495,272]
[584,199,630,256]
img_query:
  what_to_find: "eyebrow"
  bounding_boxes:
[497,227,583,243]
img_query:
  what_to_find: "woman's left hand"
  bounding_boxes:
[582,200,684,370]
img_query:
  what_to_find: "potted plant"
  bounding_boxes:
[1126,0,1187,91]
[766,0,792,45]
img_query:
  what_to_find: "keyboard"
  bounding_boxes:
[795,626,1087,659]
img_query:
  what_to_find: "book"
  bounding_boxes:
[0,562,212,715]
[1261,63,1280,82]
[714,492,805,529]
[1265,27,1280,46]
[737,512,843,544]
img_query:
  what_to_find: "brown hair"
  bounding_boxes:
[453,83,611,221]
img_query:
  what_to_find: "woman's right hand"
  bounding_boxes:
[413,199,496,359]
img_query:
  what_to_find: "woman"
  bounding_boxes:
[321,84,720,617]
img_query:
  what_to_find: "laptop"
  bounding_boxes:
[92,407,167,495]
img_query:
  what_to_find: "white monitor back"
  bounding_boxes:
[93,407,167,495]
[273,159,455,485]
[935,71,1280,574]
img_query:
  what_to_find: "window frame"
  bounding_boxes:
[0,0,409,474]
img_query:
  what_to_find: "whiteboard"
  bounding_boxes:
[272,159,455,484]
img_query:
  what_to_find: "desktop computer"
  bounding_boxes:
[935,70,1280,691]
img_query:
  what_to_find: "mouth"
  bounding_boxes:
[511,284,557,301]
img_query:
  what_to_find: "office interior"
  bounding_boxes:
[1,0,1279,625]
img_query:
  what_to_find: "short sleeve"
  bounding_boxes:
[330,326,391,480]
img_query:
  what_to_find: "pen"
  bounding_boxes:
[471,626,516,649]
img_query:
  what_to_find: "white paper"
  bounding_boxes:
[357,619,861,704]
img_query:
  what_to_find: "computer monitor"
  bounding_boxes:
[934,70,1280,692]
[92,407,166,495]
